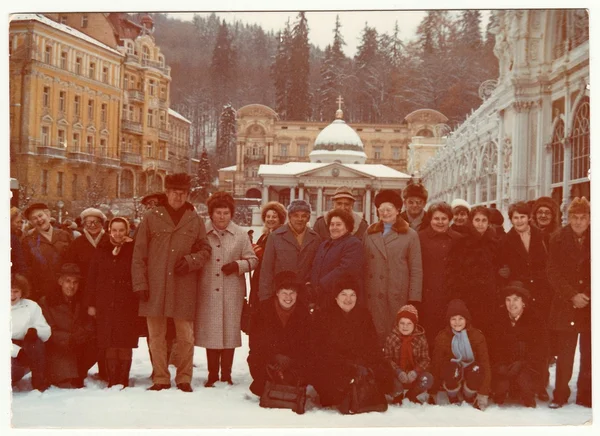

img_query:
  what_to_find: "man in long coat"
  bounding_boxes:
[132,173,211,392]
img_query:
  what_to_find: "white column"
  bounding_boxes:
[298,185,304,200]
[537,94,552,196]
[262,184,269,206]
[496,113,505,205]
[365,187,372,225]
[290,187,296,203]
[561,141,572,226]
[475,179,482,205]
[317,187,323,216]
[486,175,492,205]
[510,101,531,202]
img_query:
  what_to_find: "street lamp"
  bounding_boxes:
[56,200,65,224]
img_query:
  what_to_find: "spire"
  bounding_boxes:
[335,95,344,119]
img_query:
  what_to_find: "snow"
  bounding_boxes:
[345,164,411,179]
[168,108,191,124]
[258,162,328,176]
[314,120,364,148]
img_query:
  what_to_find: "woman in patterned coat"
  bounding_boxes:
[195,192,258,387]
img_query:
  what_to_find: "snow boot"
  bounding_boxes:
[204,349,220,387]
[220,349,235,385]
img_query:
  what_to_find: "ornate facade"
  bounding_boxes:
[421,10,589,224]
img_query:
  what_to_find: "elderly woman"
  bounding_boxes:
[310,209,364,311]
[87,218,139,388]
[196,192,258,387]
[418,202,464,346]
[364,189,422,345]
[247,271,311,397]
[488,283,549,407]
[311,280,394,409]
[11,274,52,391]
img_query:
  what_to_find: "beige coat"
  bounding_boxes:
[195,221,258,349]
[131,204,211,320]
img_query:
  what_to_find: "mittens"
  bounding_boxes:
[274,354,292,370]
[221,262,239,276]
[354,365,369,378]
[397,370,409,384]
[407,370,418,383]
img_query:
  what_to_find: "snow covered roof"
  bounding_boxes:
[258,162,328,176]
[168,108,191,124]
[313,119,364,150]
[308,149,367,158]
[344,164,411,179]
[219,165,237,172]
[10,14,123,56]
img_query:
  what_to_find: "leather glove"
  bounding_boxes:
[174,258,190,275]
[24,328,38,343]
[221,262,239,276]
[407,370,418,384]
[475,394,489,411]
[498,265,510,279]
[397,370,409,384]
[274,354,292,370]
[136,289,149,302]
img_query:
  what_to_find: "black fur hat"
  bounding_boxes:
[374,189,403,210]
[165,173,192,191]
[402,183,428,202]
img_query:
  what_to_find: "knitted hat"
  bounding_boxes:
[501,281,531,302]
[374,189,403,210]
[80,207,107,222]
[165,173,192,191]
[287,199,311,215]
[402,183,428,202]
[274,270,301,293]
[446,299,471,323]
[56,263,83,279]
[332,186,355,202]
[568,197,590,215]
[451,198,470,212]
[207,191,235,215]
[261,201,287,224]
[396,304,419,325]
[23,202,49,220]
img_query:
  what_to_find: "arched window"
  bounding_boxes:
[551,119,565,184]
[416,129,433,137]
[570,98,590,181]
[142,46,150,61]
[120,170,134,198]
[553,10,568,60]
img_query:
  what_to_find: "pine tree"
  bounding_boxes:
[210,20,237,108]
[216,104,237,169]
[190,146,213,203]
[354,23,382,122]
[458,10,482,50]
[287,12,311,121]
[271,21,292,120]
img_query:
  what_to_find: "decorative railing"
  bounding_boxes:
[67,150,94,163]
[121,119,143,134]
[120,151,142,166]
[37,145,66,158]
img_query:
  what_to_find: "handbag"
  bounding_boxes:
[259,380,307,414]
[338,374,388,415]
[241,299,252,334]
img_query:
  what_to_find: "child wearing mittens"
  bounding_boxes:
[384,304,434,405]
[430,299,492,410]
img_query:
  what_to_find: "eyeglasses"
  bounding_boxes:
[84,220,102,226]
[378,207,397,214]
[536,211,552,216]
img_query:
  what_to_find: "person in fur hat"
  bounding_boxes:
[364,189,422,345]
[530,196,560,245]
[400,182,430,231]
[384,305,433,405]
[430,299,492,410]
[312,186,368,240]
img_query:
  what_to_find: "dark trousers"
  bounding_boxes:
[11,338,46,389]
[553,329,592,405]
[493,363,539,402]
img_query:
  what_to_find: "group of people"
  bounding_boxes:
[10,173,590,414]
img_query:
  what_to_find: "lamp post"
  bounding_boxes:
[56,200,65,224]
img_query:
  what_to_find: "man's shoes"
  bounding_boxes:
[176,383,193,393]
[147,383,171,391]
[537,389,550,402]
[549,401,565,409]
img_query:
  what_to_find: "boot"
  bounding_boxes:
[463,384,477,404]
[106,358,120,387]
[118,358,132,388]
[445,383,462,405]
[220,349,235,384]
[204,349,220,387]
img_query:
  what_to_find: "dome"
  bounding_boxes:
[310,110,367,164]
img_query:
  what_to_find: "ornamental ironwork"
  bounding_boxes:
[478,79,499,101]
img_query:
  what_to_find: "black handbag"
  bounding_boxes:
[241,299,252,334]
[259,381,307,414]
[338,374,388,415]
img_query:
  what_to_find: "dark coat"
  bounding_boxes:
[500,225,552,317]
[87,239,139,349]
[310,233,365,306]
[258,224,321,301]
[22,229,73,301]
[547,226,591,332]
[11,232,27,275]
[249,232,269,306]
[418,226,464,343]
[311,304,394,405]
[312,211,369,241]
[39,290,96,383]
[430,326,492,395]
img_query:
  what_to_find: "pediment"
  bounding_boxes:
[57,118,69,126]
[41,114,54,123]
[100,128,110,135]
[297,163,374,180]
[73,122,84,129]
[87,125,97,133]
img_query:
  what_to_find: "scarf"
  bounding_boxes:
[274,298,295,328]
[383,222,393,236]
[110,235,133,256]
[84,228,105,248]
[399,334,415,371]
[450,329,475,368]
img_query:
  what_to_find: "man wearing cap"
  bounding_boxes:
[22,203,73,301]
[132,173,212,392]
[400,182,430,232]
[258,199,322,302]
[450,199,471,235]
[312,186,368,240]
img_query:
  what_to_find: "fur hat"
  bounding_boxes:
[502,281,531,302]
[451,198,470,212]
[261,201,287,224]
[488,207,505,226]
[333,278,359,298]
[568,197,590,215]
[402,183,428,202]
[23,202,49,220]
[332,186,355,202]
[396,304,419,325]
[141,191,167,206]
[207,191,235,216]
[80,207,107,222]
[532,196,559,226]
[287,199,311,215]
[446,299,471,323]
[165,173,192,191]
[56,263,83,279]
[274,270,301,293]
[375,189,403,210]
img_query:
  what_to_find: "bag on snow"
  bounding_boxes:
[338,374,388,415]
[259,381,307,414]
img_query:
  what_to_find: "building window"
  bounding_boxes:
[44,45,52,64]
[551,119,565,184]
[74,95,81,116]
[160,86,166,99]
[129,105,134,121]
[72,174,78,200]
[57,129,66,147]
[101,103,107,123]
[60,15,68,24]
[99,138,107,156]
[57,172,64,197]
[127,139,132,152]
[88,99,94,120]
[102,66,109,83]
[392,147,400,160]
[570,98,590,181]
[86,135,94,154]
[146,141,153,157]
[298,144,307,157]
[126,42,134,54]
[142,45,150,61]
[73,132,80,151]
[123,75,129,90]
[149,79,156,96]
[41,170,48,196]
[89,62,96,79]
[58,91,66,113]
[81,14,88,28]
[87,175,92,189]
[280,144,288,157]
[42,86,50,108]
[147,109,154,127]
[158,56,164,67]
[41,126,49,146]
[75,57,82,74]
[60,51,68,69]
[374,146,382,160]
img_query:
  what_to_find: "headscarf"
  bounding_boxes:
[108,217,133,256]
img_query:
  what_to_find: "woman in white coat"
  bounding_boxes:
[11,274,52,391]
[196,192,258,387]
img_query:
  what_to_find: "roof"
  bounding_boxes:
[313,119,364,150]
[258,162,328,176]
[257,162,410,179]
[168,108,191,124]
[344,164,411,179]
[10,14,123,56]
[219,165,237,172]
[308,149,367,158]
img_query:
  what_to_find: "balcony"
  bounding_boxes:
[159,127,171,142]
[143,158,172,172]
[37,145,66,159]
[158,99,169,109]
[68,150,95,164]
[121,151,142,166]
[125,53,139,64]
[97,156,121,169]
[244,155,266,165]
[140,58,171,76]
[127,89,145,103]
[121,119,143,135]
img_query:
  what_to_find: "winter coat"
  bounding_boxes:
[364,217,423,343]
[39,290,97,383]
[249,232,269,306]
[22,228,73,301]
[195,221,258,349]
[132,203,212,320]
[258,224,321,301]
[487,306,549,377]
[430,326,492,395]
[547,225,591,332]
[11,299,52,358]
[312,211,369,241]
[500,226,552,317]
[310,233,365,306]
[384,324,431,372]
[401,210,430,232]
[11,233,27,275]
[87,239,139,349]
[418,226,464,344]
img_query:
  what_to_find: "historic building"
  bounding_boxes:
[9,13,191,216]
[421,10,589,224]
